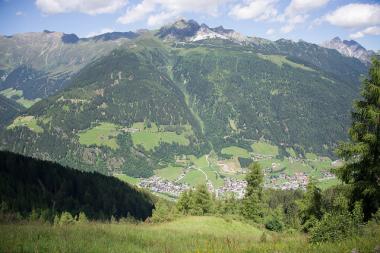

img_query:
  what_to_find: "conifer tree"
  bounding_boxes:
[242,163,265,222]
[337,58,380,220]
[176,191,190,214]
[190,184,212,215]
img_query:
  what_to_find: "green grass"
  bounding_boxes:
[0,88,41,108]
[0,88,22,98]
[221,146,250,158]
[155,166,183,181]
[78,122,120,150]
[189,155,209,167]
[317,178,341,190]
[257,54,316,72]
[305,153,318,160]
[286,148,297,158]
[1,217,379,253]
[114,174,141,185]
[180,169,207,187]
[252,141,279,156]
[131,122,191,151]
[7,116,43,133]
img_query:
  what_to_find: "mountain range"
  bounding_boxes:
[321,37,375,64]
[0,19,374,177]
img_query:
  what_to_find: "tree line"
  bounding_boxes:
[0,151,155,222]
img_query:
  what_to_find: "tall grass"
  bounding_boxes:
[0,216,379,253]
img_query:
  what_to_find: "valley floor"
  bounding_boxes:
[0,216,379,253]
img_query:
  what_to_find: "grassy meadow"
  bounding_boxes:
[0,216,379,253]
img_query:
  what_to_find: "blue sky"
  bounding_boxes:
[1,0,379,50]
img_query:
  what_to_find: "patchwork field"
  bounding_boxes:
[130,122,191,151]
[251,141,279,156]
[0,88,41,108]
[155,166,184,181]
[78,122,120,150]
[114,173,141,185]
[179,169,207,187]
[221,146,250,158]
[257,54,315,72]
[7,116,43,133]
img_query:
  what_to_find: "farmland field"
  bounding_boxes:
[221,146,250,158]
[78,122,120,150]
[131,123,191,151]
[251,142,279,156]
[7,116,43,133]
[155,166,184,181]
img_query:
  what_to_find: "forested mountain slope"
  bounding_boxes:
[0,151,154,220]
[0,20,369,178]
[0,30,136,107]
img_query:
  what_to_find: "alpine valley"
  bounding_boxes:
[0,19,372,192]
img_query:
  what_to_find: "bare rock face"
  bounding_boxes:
[321,37,375,64]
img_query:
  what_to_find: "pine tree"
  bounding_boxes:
[176,191,190,214]
[242,162,265,222]
[190,184,212,215]
[151,199,171,223]
[337,58,380,220]
[298,179,322,232]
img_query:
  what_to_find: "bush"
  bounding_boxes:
[57,212,75,226]
[310,211,357,243]
[265,217,284,232]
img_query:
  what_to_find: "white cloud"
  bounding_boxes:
[350,26,380,39]
[285,0,329,16]
[147,11,180,27]
[228,0,278,21]
[278,0,329,33]
[35,0,128,15]
[117,0,225,25]
[117,0,156,24]
[86,28,114,38]
[15,11,23,16]
[324,3,380,28]
[266,28,275,35]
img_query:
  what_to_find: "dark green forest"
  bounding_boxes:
[0,151,154,221]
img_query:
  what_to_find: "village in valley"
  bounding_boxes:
[133,143,339,199]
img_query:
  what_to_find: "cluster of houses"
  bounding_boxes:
[215,178,247,199]
[265,172,309,190]
[139,176,190,197]
[138,158,337,197]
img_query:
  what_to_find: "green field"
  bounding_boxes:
[0,88,41,108]
[7,116,43,133]
[286,147,297,158]
[317,178,341,190]
[131,122,191,151]
[179,169,207,187]
[221,146,250,158]
[1,216,379,253]
[257,54,315,72]
[114,174,141,185]
[78,122,120,150]
[189,155,209,167]
[155,166,183,181]
[252,142,279,156]
[305,152,318,160]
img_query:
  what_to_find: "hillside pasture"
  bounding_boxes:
[7,116,43,133]
[221,146,250,158]
[78,122,120,150]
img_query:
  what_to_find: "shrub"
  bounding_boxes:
[265,217,284,232]
[310,211,359,243]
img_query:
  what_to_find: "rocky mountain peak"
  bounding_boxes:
[321,37,374,64]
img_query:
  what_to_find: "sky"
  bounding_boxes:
[0,0,379,50]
